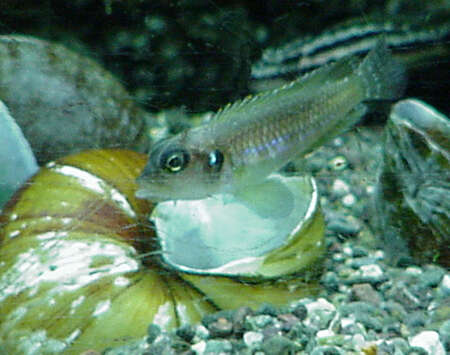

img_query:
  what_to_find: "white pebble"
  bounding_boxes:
[440,274,450,295]
[332,179,350,195]
[193,324,210,341]
[343,246,353,256]
[243,331,263,347]
[341,317,355,329]
[372,250,384,260]
[305,298,336,313]
[352,333,367,349]
[409,331,445,355]
[342,193,356,207]
[191,340,206,354]
[365,185,375,195]
[333,137,344,147]
[405,266,423,275]
[316,329,334,338]
[360,264,383,278]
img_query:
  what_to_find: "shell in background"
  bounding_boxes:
[0,100,38,207]
[374,99,449,267]
[0,35,149,163]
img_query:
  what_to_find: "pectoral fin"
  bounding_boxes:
[234,175,294,219]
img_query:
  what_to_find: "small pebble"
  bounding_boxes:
[204,339,233,354]
[382,322,402,336]
[232,306,254,334]
[146,323,161,344]
[409,330,445,355]
[311,345,343,355]
[342,193,356,207]
[406,266,423,276]
[438,320,450,349]
[304,298,336,329]
[352,246,369,257]
[332,179,350,196]
[347,257,379,268]
[147,335,173,355]
[175,324,195,343]
[327,215,361,235]
[340,302,377,317]
[387,283,422,310]
[350,283,382,304]
[291,303,308,320]
[356,313,383,332]
[388,337,410,353]
[316,329,334,339]
[191,340,206,354]
[351,333,365,349]
[261,334,301,354]
[256,303,278,316]
[202,310,233,327]
[321,271,340,291]
[376,341,397,355]
[417,267,444,288]
[277,313,300,331]
[345,264,386,285]
[405,311,427,329]
[382,300,407,319]
[244,314,274,330]
[440,274,450,296]
[243,331,264,347]
[193,324,210,341]
[262,324,282,340]
[208,317,233,338]
[408,347,429,355]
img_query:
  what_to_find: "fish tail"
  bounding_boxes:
[356,39,407,100]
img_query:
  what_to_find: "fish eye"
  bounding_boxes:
[208,150,224,172]
[160,149,190,173]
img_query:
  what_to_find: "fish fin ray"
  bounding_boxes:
[234,176,294,219]
[356,39,407,100]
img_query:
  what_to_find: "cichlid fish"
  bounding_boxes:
[136,41,406,203]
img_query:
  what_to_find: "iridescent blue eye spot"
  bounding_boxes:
[208,150,224,173]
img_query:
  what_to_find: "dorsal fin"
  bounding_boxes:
[211,54,360,123]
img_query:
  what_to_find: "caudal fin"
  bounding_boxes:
[357,40,407,100]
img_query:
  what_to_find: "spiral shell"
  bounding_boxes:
[0,149,324,353]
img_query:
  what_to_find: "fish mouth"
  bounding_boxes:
[135,177,171,202]
[135,186,171,202]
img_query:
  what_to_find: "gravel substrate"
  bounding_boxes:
[104,128,449,355]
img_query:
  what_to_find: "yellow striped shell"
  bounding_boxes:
[0,149,325,353]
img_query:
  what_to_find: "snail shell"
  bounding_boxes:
[0,35,149,163]
[0,149,215,352]
[0,149,324,353]
[374,99,449,266]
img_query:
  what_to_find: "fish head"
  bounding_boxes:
[136,130,228,201]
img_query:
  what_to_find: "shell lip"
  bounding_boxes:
[151,173,323,279]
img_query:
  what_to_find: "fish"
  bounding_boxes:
[252,14,450,81]
[136,41,406,203]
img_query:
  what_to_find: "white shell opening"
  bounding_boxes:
[151,174,319,277]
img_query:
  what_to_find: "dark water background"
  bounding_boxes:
[1,0,448,116]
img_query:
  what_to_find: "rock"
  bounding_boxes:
[409,331,445,355]
[350,283,382,305]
